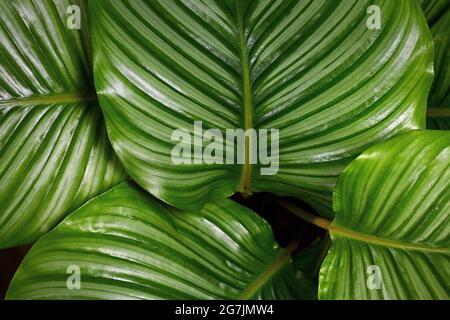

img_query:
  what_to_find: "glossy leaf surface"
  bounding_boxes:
[421,0,450,129]
[92,0,433,216]
[7,182,314,300]
[0,0,126,248]
[319,130,450,299]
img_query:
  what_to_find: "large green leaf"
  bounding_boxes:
[0,0,126,248]
[7,182,315,300]
[92,0,433,217]
[421,1,450,129]
[319,130,450,299]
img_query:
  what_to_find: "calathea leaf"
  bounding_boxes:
[0,0,126,248]
[420,1,450,129]
[92,0,433,217]
[319,130,450,299]
[419,0,450,24]
[7,182,315,300]
[293,236,331,282]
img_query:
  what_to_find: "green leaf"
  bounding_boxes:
[7,182,315,300]
[288,236,331,299]
[419,0,450,24]
[92,0,433,216]
[319,130,450,299]
[422,1,450,129]
[293,236,331,281]
[0,0,127,248]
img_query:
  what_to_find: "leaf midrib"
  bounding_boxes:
[0,93,97,107]
[280,201,448,254]
[236,4,254,197]
[331,223,449,254]
[238,240,297,299]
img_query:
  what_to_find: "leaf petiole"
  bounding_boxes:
[278,200,331,230]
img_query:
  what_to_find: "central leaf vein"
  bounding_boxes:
[236,4,254,197]
[239,240,298,299]
[331,224,449,254]
[0,93,97,107]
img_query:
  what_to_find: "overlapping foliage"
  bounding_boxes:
[92,0,433,216]
[0,0,448,300]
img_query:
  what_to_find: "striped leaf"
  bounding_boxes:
[7,182,315,300]
[0,0,126,248]
[319,130,450,299]
[293,237,331,282]
[419,0,450,24]
[92,0,433,217]
[420,0,450,129]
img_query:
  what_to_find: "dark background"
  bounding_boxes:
[0,245,30,299]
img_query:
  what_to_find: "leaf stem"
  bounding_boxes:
[279,200,331,230]
[281,201,448,253]
[239,239,299,299]
[427,108,450,118]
